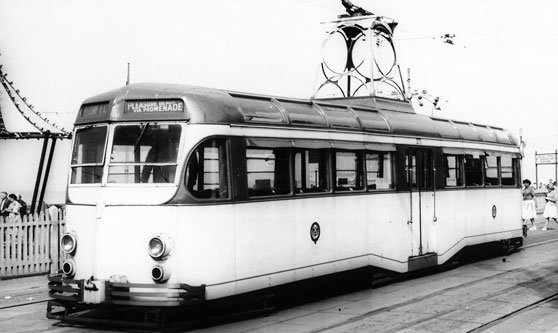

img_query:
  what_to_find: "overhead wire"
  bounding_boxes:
[480,0,558,39]
[0,65,71,138]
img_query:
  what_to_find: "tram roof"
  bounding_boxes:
[76,83,518,146]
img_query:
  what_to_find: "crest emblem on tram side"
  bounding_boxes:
[492,205,497,219]
[310,222,321,244]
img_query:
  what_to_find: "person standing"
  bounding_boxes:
[0,192,10,218]
[522,179,537,231]
[17,194,27,219]
[6,193,22,223]
[542,182,558,231]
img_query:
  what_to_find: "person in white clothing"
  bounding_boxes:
[522,179,537,231]
[542,182,558,231]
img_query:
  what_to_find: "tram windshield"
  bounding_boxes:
[71,126,108,184]
[70,123,182,185]
[108,123,181,184]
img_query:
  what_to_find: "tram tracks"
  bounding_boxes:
[313,242,558,332]
[0,298,48,310]
[467,292,558,333]
[314,271,557,332]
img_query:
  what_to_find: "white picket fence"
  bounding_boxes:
[0,208,65,278]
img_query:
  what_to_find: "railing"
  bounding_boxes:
[0,208,65,278]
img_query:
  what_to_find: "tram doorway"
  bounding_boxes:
[406,148,437,257]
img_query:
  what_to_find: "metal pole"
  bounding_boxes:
[31,131,50,213]
[555,149,557,185]
[126,62,130,85]
[535,151,538,188]
[37,137,57,213]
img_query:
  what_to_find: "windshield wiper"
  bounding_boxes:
[133,123,150,153]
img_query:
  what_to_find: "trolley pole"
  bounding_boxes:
[126,62,130,86]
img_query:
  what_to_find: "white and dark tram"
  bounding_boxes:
[48,82,523,321]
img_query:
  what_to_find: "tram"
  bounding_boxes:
[47,81,523,320]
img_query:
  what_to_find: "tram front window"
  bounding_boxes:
[108,124,181,183]
[70,126,108,184]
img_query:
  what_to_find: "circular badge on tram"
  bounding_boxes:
[310,222,321,244]
[492,205,497,219]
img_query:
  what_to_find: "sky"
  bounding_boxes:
[1,0,557,180]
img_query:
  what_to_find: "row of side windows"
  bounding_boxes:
[445,154,517,187]
[184,138,519,200]
[245,148,394,197]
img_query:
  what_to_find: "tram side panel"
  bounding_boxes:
[233,200,297,295]
[435,188,522,264]
[433,190,468,264]
[368,192,413,273]
[175,204,237,299]
[325,195,370,273]
[233,192,411,294]
[291,196,370,276]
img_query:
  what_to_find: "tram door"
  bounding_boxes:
[406,148,436,256]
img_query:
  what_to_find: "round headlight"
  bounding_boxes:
[61,232,77,254]
[151,264,170,283]
[148,237,165,258]
[62,259,76,276]
[147,234,173,260]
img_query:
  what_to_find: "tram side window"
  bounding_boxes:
[366,152,394,190]
[295,149,330,193]
[246,148,291,197]
[335,151,364,191]
[501,156,516,186]
[485,156,500,186]
[464,154,483,187]
[185,139,229,199]
[444,155,463,187]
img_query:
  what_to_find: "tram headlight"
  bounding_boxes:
[151,264,171,283]
[61,231,77,255]
[62,259,76,277]
[147,234,173,260]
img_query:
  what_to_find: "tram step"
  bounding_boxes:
[408,253,438,272]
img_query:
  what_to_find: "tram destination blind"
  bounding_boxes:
[125,100,184,113]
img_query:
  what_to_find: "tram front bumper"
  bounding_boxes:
[47,274,206,307]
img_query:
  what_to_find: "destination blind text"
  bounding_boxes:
[125,100,184,113]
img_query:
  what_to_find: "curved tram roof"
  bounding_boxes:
[77,83,518,147]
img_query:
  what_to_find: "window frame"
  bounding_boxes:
[365,150,396,191]
[184,137,232,201]
[245,146,293,198]
[484,155,501,187]
[443,154,465,188]
[69,124,109,185]
[407,149,434,191]
[464,153,485,187]
[106,123,182,185]
[294,148,332,195]
[501,156,518,187]
[334,150,365,192]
